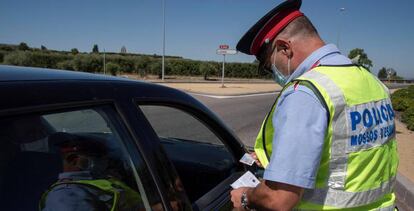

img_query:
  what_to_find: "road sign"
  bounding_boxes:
[219,45,229,49]
[216,47,237,88]
[216,49,237,55]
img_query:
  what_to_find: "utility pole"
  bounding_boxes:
[162,0,166,81]
[337,7,346,49]
[103,48,106,75]
[221,54,226,88]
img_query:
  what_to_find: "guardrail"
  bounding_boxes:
[396,174,414,211]
[380,79,414,84]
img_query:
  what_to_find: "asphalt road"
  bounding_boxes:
[192,93,278,147]
[190,82,412,147]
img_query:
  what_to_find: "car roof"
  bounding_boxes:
[0,65,244,162]
[0,65,129,82]
[0,65,203,111]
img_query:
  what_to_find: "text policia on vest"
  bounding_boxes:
[349,99,395,147]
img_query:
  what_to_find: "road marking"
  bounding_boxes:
[190,92,279,99]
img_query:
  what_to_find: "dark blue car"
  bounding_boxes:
[0,65,253,211]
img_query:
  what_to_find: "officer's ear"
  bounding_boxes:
[275,39,292,58]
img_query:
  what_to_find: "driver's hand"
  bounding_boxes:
[250,152,262,167]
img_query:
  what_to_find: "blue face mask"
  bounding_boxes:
[271,64,288,86]
[270,56,291,86]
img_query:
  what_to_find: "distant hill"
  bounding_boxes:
[0,43,266,79]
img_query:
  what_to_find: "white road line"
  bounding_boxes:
[190,92,279,99]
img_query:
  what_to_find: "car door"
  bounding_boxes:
[134,101,252,210]
[0,103,165,211]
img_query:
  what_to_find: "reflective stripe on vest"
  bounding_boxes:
[40,178,141,211]
[299,66,398,209]
[254,65,398,210]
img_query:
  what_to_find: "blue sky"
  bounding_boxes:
[0,0,413,78]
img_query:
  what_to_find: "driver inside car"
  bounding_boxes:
[40,132,143,211]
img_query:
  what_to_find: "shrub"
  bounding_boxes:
[3,51,34,66]
[134,56,151,76]
[107,55,135,73]
[73,54,102,72]
[0,43,267,78]
[0,51,4,63]
[391,96,412,111]
[391,85,414,131]
[402,106,414,131]
[18,42,30,51]
[56,60,74,70]
[71,48,79,55]
[0,45,14,51]
[106,63,120,76]
[3,51,72,68]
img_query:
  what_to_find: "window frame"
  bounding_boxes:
[134,99,245,160]
[133,98,248,208]
[0,100,162,210]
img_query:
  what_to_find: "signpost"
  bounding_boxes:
[217,45,237,88]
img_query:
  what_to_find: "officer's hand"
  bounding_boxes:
[230,187,249,209]
[250,152,262,167]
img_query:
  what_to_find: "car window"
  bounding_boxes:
[140,105,223,145]
[43,109,111,133]
[0,106,158,211]
[139,105,237,203]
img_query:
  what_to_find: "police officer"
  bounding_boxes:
[230,0,398,210]
[40,132,142,211]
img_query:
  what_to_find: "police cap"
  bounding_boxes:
[50,132,108,156]
[236,0,303,56]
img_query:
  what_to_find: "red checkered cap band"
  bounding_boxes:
[250,10,304,55]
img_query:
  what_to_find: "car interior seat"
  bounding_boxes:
[0,115,62,211]
[2,151,62,211]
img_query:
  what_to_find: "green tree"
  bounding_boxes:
[387,68,404,80]
[41,45,47,51]
[378,67,387,79]
[18,42,30,51]
[92,44,99,53]
[73,54,102,72]
[199,63,215,80]
[71,48,79,55]
[4,51,32,66]
[148,60,161,77]
[378,67,404,80]
[120,46,127,54]
[57,60,74,70]
[348,48,373,71]
[0,45,14,51]
[106,62,120,76]
[135,56,150,77]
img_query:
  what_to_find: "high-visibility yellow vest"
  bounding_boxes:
[39,178,142,211]
[254,65,399,210]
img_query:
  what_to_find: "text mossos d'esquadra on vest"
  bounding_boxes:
[348,99,395,147]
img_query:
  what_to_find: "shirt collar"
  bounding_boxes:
[286,44,341,83]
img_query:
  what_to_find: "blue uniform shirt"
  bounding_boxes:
[263,44,352,189]
[42,171,112,211]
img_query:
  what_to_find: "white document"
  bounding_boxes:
[239,153,256,166]
[231,171,260,189]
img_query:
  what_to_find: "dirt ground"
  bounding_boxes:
[159,82,282,95]
[395,120,414,181]
[160,82,414,182]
